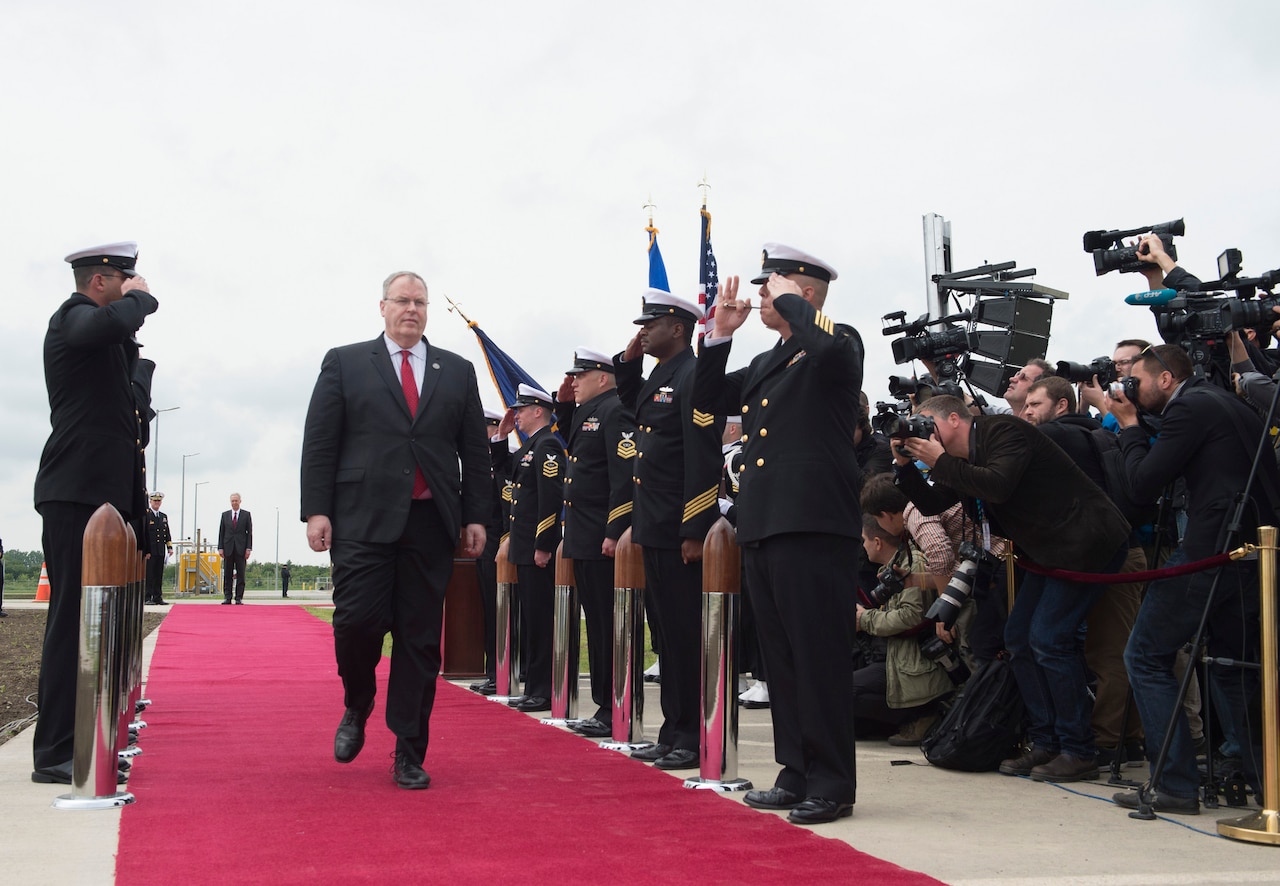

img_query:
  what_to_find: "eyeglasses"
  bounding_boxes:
[1138,344,1175,377]
[385,297,428,309]
[98,272,127,281]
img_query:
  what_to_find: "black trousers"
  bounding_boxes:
[516,562,555,699]
[475,542,498,680]
[574,558,614,721]
[330,500,455,763]
[642,546,702,751]
[744,532,858,804]
[223,549,247,602]
[34,502,98,769]
[145,547,166,601]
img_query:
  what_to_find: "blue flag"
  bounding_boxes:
[646,223,670,292]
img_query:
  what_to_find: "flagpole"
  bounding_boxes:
[443,294,475,326]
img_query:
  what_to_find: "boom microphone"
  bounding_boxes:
[1125,289,1179,306]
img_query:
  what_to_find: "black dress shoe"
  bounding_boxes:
[506,695,528,708]
[334,701,374,763]
[653,748,699,770]
[744,786,803,810]
[221,600,233,605]
[570,718,612,738]
[469,678,497,696]
[1112,788,1199,815]
[391,752,431,790]
[234,599,244,605]
[32,761,128,786]
[788,797,854,824]
[629,743,673,762]
[514,696,551,712]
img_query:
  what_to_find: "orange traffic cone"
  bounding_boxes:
[35,562,51,602]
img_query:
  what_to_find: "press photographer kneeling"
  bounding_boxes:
[1108,343,1278,815]
[893,395,1130,784]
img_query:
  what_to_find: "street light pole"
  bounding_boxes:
[180,452,200,546]
[275,507,280,593]
[151,406,180,494]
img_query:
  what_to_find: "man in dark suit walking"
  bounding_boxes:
[301,270,490,790]
[32,241,156,785]
[694,246,863,823]
[143,492,174,605]
[218,493,253,604]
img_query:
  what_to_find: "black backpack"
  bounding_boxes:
[921,658,1025,771]
[1085,427,1159,527]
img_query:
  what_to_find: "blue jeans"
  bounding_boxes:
[1005,555,1119,759]
[1124,548,1261,799]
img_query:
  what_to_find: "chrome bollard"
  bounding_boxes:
[544,543,580,726]
[490,539,521,704]
[55,504,136,810]
[1219,525,1280,844]
[602,529,651,752]
[685,517,751,792]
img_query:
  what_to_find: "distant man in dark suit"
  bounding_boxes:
[301,270,490,790]
[143,492,174,605]
[492,384,565,713]
[694,245,863,824]
[557,348,636,737]
[218,493,253,604]
[615,289,722,772]
[32,241,156,785]
[280,563,291,598]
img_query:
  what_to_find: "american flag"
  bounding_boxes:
[698,206,719,343]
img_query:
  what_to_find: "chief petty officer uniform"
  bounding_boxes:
[615,290,723,767]
[558,348,637,736]
[497,385,565,711]
[143,493,174,604]
[693,244,863,823]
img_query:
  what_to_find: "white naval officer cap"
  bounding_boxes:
[483,408,504,423]
[64,241,140,277]
[565,347,615,375]
[633,288,703,325]
[751,243,838,285]
[513,383,555,408]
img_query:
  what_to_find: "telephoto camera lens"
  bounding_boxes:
[926,558,979,631]
[918,633,971,686]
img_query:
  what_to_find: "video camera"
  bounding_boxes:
[1083,218,1184,276]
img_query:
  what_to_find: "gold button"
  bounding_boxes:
[634,477,641,485]
[741,433,749,442]
[741,405,749,414]
[759,428,768,437]
[638,452,643,458]
[756,458,764,467]
[516,483,522,488]
[646,425,653,433]
[761,398,769,407]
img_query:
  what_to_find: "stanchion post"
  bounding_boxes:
[1005,544,1016,616]
[1219,525,1280,844]
[684,517,751,792]
[55,504,136,810]
[117,530,144,762]
[490,539,521,704]
[602,528,651,751]
[544,542,580,726]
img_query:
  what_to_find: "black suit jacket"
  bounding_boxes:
[693,293,864,544]
[559,391,636,559]
[897,413,1129,572]
[300,334,491,544]
[1118,377,1279,559]
[615,346,723,549]
[35,291,157,525]
[218,509,253,555]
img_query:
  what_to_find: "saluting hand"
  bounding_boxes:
[623,330,644,362]
[715,275,749,337]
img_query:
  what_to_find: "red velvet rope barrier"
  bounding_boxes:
[1016,551,1237,584]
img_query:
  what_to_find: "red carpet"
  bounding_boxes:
[116,604,941,885]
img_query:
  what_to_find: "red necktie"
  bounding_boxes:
[232,512,237,529]
[400,350,430,499]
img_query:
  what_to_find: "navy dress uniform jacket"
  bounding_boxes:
[503,425,565,566]
[693,292,864,544]
[144,509,172,552]
[559,391,636,560]
[615,347,724,549]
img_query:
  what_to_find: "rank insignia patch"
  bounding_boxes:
[617,432,637,459]
[542,454,560,478]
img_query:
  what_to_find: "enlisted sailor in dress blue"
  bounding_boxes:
[634,289,703,324]
[750,243,839,285]
[513,384,555,408]
[565,348,615,376]
[64,241,141,277]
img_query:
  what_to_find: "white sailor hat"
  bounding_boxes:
[634,288,703,325]
[149,491,165,500]
[483,408,504,423]
[751,243,838,285]
[64,241,140,277]
[565,347,615,375]
[513,383,554,408]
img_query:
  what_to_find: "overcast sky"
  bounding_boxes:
[2,1,1277,565]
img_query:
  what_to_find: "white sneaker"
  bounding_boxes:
[643,660,661,682]
[739,681,770,708]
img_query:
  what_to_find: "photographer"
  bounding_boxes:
[1077,339,1150,427]
[894,395,1130,784]
[1108,343,1278,814]
[1135,232,1202,293]
[855,515,957,744]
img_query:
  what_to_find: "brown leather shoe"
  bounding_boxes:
[998,745,1056,776]
[1030,753,1100,783]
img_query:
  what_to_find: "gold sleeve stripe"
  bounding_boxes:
[682,487,719,522]
[813,311,834,335]
[500,532,510,544]
[536,515,556,536]
[608,502,633,522]
[692,409,715,428]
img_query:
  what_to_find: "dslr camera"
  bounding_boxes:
[883,414,936,442]
[1083,218,1183,276]
[866,563,907,608]
[925,541,1000,631]
[1056,356,1118,386]
[919,633,971,686]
